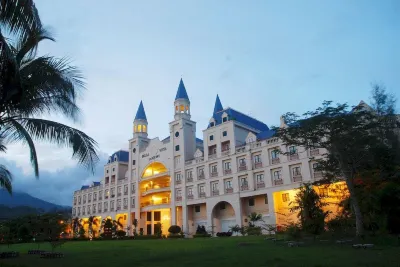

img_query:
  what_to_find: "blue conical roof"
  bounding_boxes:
[134,101,147,120]
[213,94,223,114]
[175,78,189,100]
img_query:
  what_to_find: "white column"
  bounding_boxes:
[266,189,276,226]
[182,205,189,234]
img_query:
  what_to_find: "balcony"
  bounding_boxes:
[105,196,109,199]
[212,190,219,196]
[77,213,81,216]
[199,192,206,198]
[224,169,232,175]
[186,177,193,183]
[123,205,128,209]
[271,158,280,164]
[293,175,302,182]
[238,164,247,172]
[209,153,217,160]
[221,149,230,156]
[99,196,102,200]
[83,201,86,204]
[93,198,97,201]
[131,203,135,208]
[117,193,121,197]
[104,208,108,212]
[310,149,320,156]
[78,202,81,205]
[254,162,263,169]
[256,182,265,189]
[314,171,323,179]
[116,207,121,211]
[187,194,194,200]
[235,146,247,153]
[98,209,102,213]
[141,198,169,208]
[198,173,205,180]
[211,172,218,177]
[111,181,115,185]
[141,171,169,181]
[111,194,115,198]
[274,179,283,186]
[176,196,182,201]
[82,212,86,215]
[176,180,182,185]
[240,184,249,191]
[124,191,128,196]
[289,154,299,161]
[111,207,115,211]
[88,200,91,203]
[141,184,171,196]
[225,187,233,194]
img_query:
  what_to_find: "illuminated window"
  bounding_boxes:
[319,188,329,197]
[180,105,184,111]
[186,105,189,111]
[282,193,290,202]
[138,125,142,132]
[143,125,147,132]
[175,106,178,111]
[134,125,137,132]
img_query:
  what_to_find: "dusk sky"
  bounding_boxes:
[1,0,399,205]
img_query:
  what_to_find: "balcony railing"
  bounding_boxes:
[187,194,194,200]
[77,213,81,216]
[310,149,320,156]
[142,184,171,196]
[314,171,323,179]
[117,193,121,197]
[221,149,230,156]
[289,153,299,161]
[198,173,205,180]
[225,187,233,194]
[212,190,219,196]
[176,180,182,185]
[99,196,102,200]
[256,182,265,189]
[111,207,115,211]
[195,157,204,163]
[98,209,102,213]
[131,203,135,208]
[254,162,263,169]
[236,146,247,153]
[274,179,283,186]
[123,205,128,209]
[104,208,108,212]
[83,201,86,204]
[293,175,302,182]
[105,196,109,199]
[111,181,115,185]
[116,207,121,211]
[186,177,193,183]
[131,190,136,194]
[124,191,128,196]
[88,200,91,203]
[224,169,232,175]
[141,198,169,207]
[176,196,182,201]
[209,153,217,160]
[199,192,206,198]
[211,171,218,177]
[271,158,280,164]
[78,201,81,204]
[185,160,193,166]
[93,198,97,201]
[111,195,115,198]
[238,164,247,171]
[240,184,249,191]
[82,212,86,215]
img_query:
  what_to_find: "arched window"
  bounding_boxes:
[175,106,178,112]
[180,105,184,112]
[186,105,189,111]
[143,125,147,133]
[138,125,142,132]
[134,125,137,132]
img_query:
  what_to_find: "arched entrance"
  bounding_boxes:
[211,201,237,233]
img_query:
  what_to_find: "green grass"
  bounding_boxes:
[1,236,400,267]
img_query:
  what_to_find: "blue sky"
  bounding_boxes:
[1,0,399,205]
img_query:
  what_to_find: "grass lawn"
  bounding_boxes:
[1,236,400,267]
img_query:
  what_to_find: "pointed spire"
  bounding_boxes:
[213,94,223,114]
[134,101,147,120]
[175,78,189,100]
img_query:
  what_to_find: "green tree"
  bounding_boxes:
[290,183,329,237]
[84,216,98,239]
[274,85,400,237]
[247,212,263,227]
[0,1,99,195]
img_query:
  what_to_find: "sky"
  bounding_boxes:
[0,0,399,205]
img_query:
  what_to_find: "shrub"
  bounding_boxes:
[216,232,232,237]
[196,225,207,235]
[134,235,159,240]
[246,226,262,236]
[168,225,181,234]
[168,234,184,239]
[116,230,126,238]
[284,223,302,240]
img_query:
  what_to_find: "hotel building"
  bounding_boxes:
[72,79,343,236]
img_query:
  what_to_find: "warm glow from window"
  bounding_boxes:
[180,105,184,111]
[134,125,137,132]
[142,162,168,178]
[143,125,147,132]
[186,105,189,111]
[138,125,142,132]
[175,106,178,111]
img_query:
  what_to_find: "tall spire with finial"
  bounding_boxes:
[133,101,148,137]
[135,100,147,121]
[174,78,191,120]
[175,78,189,100]
[213,94,223,114]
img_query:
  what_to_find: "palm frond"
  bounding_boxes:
[16,118,99,173]
[16,56,85,121]
[16,26,55,65]
[2,119,39,176]
[0,164,12,194]
[0,0,41,37]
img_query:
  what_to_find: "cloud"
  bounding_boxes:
[0,152,108,206]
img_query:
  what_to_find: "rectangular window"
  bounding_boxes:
[273,170,282,180]
[282,193,290,202]
[222,117,228,122]
[211,165,217,173]
[187,187,193,196]
[104,202,108,208]
[124,198,128,206]
[292,166,301,176]
[239,158,246,166]
[98,203,101,209]
[131,197,135,207]
[88,206,91,213]
[187,170,193,178]
[210,122,215,127]
[249,198,255,206]
[195,205,201,213]
[117,199,121,207]
[93,193,97,200]
[111,201,115,209]
[313,163,320,171]
[225,180,232,189]
[176,173,181,181]
[224,161,231,170]
[271,150,279,159]
[265,195,268,204]
[222,131,227,137]
[209,135,214,141]
[211,182,219,191]
[174,156,180,166]
[175,145,180,151]
[131,183,135,193]
[198,168,204,176]
[256,173,264,183]
[88,193,92,200]
[124,185,128,193]
[117,186,121,193]
[241,177,248,186]
[254,155,261,163]
[132,160,136,165]
[199,185,205,193]
[147,212,152,222]
[289,146,297,154]
[154,211,161,221]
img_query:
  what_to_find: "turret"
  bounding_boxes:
[133,101,148,138]
[174,79,191,120]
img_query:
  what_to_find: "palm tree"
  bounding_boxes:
[248,212,263,227]
[71,217,81,238]
[0,3,99,194]
[85,216,98,239]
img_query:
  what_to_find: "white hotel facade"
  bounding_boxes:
[72,79,333,236]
